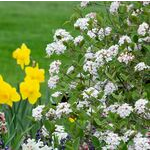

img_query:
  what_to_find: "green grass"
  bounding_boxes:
[0,2,79,100]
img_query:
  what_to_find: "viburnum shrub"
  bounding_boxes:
[26,1,150,150]
[0,1,150,150]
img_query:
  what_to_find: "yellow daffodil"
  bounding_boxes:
[0,75,20,107]
[20,78,41,104]
[69,117,76,123]
[25,64,45,83]
[13,43,30,69]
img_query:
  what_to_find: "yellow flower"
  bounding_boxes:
[13,43,30,69]
[25,64,45,83]
[0,75,20,107]
[69,117,76,123]
[20,78,41,104]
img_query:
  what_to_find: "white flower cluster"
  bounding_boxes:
[102,131,121,150]
[85,12,97,19]
[82,87,99,99]
[46,41,66,56]
[55,102,72,118]
[80,1,89,8]
[143,1,150,6]
[41,126,49,137]
[118,52,134,64]
[48,75,59,89]
[52,125,68,144]
[87,28,98,39]
[134,99,148,114]
[98,27,112,41]
[22,138,52,150]
[132,133,150,150]
[45,108,56,119]
[104,81,118,96]
[117,103,133,118]
[74,18,90,31]
[121,130,135,142]
[83,45,119,76]
[49,60,61,76]
[134,62,150,71]
[83,60,98,76]
[74,35,84,46]
[104,103,133,118]
[118,35,132,46]
[95,45,119,65]
[109,1,120,14]
[137,22,149,36]
[32,105,45,121]
[48,60,61,89]
[51,91,62,97]
[76,100,89,110]
[53,29,73,42]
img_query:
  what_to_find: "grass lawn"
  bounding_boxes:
[0,2,104,101]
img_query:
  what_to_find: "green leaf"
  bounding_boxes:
[73,137,80,150]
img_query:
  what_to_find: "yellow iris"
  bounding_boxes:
[13,43,30,69]
[0,75,20,107]
[25,64,45,83]
[20,78,41,104]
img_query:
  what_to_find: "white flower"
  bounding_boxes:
[137,22,149,36]
[32,105,45,121]
[49,60,61,75]
[87,30,97,39]
[83,60,98,75]
[98,28,105,41]
[105,27,112,36]
[53,29,73,42]
[69,81,77,89]
[109,1,120,14]
[118,52,134,64]
[55,102,72,118]
[118,35,132,46]
[22,138,52,150]
[104,131,121,149]
[74,18,89,30]
[87,107,95,116]
[85,12,96,19]
[46,108,56,119]
[139,36,150,43]
[104,82,118,96]
[74,35,84,46]
[41,126,49,137]
[66,66,74,74]
[48,75,59,89]
[94,45,118,68]
[51,91,62,97]
[134,62,150,71]
[76,100,89,109]
[80,1,89,8]
[52,125,68,144]
[143,1,150,6]
[46,41,66,56]
[121,130,135,142]
[84,50,95,61]
[106,103,120,113]
[134,99,148,114]
[22,138,40,150]
[133,133,150,150]
[82,87,99,99]
[117,103,133,118]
